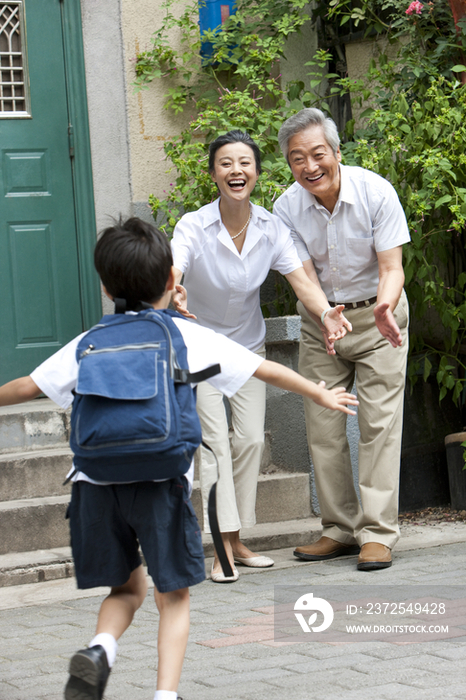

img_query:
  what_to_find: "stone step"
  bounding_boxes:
[0,433,275,501]
[0,447,73,501]
[0,517,322,587]
[191,471,311,527]
[0,399,70,454]
[0,495,71,555]
[0,471,310,556]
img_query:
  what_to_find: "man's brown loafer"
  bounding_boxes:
[357,542,392,571]
[294,536,360,561]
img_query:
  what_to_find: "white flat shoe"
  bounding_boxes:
[210,563,239,583]
[234,555,274,568]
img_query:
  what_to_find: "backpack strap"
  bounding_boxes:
[174,364,221,384]
[62,468,77,486]
[153,309,222,384]
[114,299,155,314]
[114,298,127,314]
[203,440,234,578]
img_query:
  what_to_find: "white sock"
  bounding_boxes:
[154,691,177,700]
[89,633,118,668]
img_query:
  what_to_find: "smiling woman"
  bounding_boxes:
[169,130,351,582]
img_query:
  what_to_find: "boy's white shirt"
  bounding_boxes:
[30,315,264,489]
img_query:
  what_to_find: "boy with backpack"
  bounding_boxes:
[0,217,358,700]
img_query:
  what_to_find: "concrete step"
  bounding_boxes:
[0,447,73,500]
[0,517,322,587]
[0,495,71,555]
[0,471,310,557]
[191,471,311,528]
[0,399,70,454]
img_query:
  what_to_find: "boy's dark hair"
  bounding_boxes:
[208,130,262,174]
[94,217,173,310]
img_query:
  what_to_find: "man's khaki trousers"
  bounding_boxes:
[297,291,409,549]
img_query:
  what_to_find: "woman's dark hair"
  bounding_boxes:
[208,130,262,174]
[94,217,173,310]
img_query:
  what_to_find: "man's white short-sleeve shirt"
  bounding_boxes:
[273,164,410,303]
[172,198,302,351]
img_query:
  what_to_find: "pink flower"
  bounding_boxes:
[406,1,423,15]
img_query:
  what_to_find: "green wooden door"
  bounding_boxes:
[0,0,88,384]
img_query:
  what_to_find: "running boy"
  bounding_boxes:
[0,217,358,700]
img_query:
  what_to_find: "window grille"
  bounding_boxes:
[0,2,30,117]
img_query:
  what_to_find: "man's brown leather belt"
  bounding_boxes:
[328,296,377,309]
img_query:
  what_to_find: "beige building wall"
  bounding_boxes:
[345,36,403,126]
[120,0,195,219]
[280,4,319,95]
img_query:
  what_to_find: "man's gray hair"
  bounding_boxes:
[278,108,340,160]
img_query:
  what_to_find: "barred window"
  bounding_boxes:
[0,2,30,117]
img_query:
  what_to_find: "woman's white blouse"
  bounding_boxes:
[171,199,302,351]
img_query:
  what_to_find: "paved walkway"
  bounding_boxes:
[1,522,466,700]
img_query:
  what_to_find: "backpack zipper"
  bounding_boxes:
[80,342,162,358]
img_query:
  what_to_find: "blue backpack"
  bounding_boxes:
[69,308,220,482]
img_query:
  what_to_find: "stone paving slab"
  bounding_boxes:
[1,538,466,700]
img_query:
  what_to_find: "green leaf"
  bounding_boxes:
[289,98,304,111]
[452,65,466,72]
[398,94,409,116]
[434,195,452,208]
[453,383,463,404]
[423,356,432,382]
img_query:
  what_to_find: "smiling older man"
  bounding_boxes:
[273,108,411,570]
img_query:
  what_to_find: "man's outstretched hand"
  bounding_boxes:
[374,302,402,347]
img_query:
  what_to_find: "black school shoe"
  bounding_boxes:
[64,645,110,700]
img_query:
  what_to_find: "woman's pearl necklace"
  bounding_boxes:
[230,207,251,240]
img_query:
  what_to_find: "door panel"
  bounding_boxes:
[9,222,57,342]
[0,0,84,384]
[3,149,49,194]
